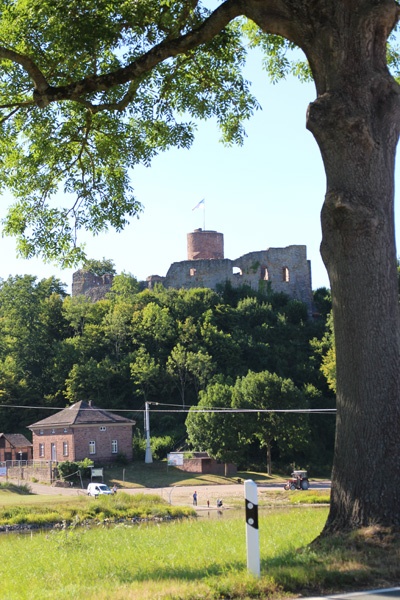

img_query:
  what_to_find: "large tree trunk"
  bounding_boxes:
[246,0,400,530]
[306,4,400,532]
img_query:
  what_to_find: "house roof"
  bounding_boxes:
[0,433,33,447]
[28,401,136,429]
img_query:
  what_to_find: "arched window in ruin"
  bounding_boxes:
[261,266,269,281]
[189,268,196,277]
[232,267,242,277]
[283,267,290,282]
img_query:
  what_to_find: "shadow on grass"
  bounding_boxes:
[263,528,400,596]
[104,461,278,489]
[0,482,32,495]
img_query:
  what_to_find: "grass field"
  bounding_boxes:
[1,506,399,600]
[102,462,277,489]
[0,507,329,599]
[0,481,399,599]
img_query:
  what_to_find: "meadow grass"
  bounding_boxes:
[1,504,399,600]
[0,507,327,600]
[0,492,194,528]
[104,462,287,489]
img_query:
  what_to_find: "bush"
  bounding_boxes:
[57,459,93,482]
[132,431,146,461]
[151,436,175,460]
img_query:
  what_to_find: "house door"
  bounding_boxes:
[51,443,57,461]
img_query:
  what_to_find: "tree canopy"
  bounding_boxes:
[0,276,332,470]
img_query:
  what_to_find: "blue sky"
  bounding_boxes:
[0,41,398,295]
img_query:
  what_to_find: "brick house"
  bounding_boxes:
[0,433,33,462]
[28,401,135,463]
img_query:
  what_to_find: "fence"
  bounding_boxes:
[0,460,56,483]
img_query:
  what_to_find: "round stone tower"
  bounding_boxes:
[187,229,224,260]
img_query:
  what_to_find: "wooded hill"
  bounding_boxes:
[0,273,334,472]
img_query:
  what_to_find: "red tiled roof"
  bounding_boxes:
[28,401,135,429]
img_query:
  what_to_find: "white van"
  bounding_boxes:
[87,483,112,497]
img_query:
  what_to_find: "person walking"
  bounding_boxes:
[193,491,197,506]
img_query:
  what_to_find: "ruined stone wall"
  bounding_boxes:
[72,244,313,311]
[72,270,114,301]
[162,245,313,310]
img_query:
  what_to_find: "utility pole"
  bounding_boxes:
[144,402,153,464]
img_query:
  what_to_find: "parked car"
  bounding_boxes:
[87,483,112,497]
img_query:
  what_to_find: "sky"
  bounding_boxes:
[0,43,398,295]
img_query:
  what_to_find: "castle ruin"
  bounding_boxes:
[72,229,313,310]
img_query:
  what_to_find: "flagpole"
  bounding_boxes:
[203,201,205,231]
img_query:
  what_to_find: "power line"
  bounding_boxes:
[0,403,336,414]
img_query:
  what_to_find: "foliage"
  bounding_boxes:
[150,435,175,460]
[0,491,193,528]
[186,382,241,464]
[311,311,336,393]
[232,370,310,474]
[57,458,94,481]
[0,1,260,265]
[81,258,116,276]
[132,431,146,462]
[0,273,332,469]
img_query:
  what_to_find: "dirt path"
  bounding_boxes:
[27,481,249,508]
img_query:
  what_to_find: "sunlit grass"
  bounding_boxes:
[0,508,327,599]
[1,507,399,599]
[0,492,194,528]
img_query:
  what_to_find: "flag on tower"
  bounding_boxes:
[192,198,205,211]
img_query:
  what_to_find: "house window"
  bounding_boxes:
[39,430,44,436]
[51,429,56,434]
[39,444,45,458]
[63,442,69,457]
[63,428,68,434]
[261,266,269,281]
[99,426,107,432]
[89,441,96,455]
[111,440,118,454]
[283,267,290,282]
[189,268,196,277]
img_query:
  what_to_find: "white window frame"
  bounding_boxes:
[39,443,45,458]
[89,440,96,455]
[111,440,118,454]
[63,442,69,457]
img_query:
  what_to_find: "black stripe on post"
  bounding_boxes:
[245,498,259,530]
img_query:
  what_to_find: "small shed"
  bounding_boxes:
[169,452,237,477]
[0,433,33,462]
[28,401,135,463]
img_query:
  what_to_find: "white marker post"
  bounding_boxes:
[244,479,260,578]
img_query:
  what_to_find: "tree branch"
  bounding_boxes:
[29,0,245,107]
[0,46,49,94]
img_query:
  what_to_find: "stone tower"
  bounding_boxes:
[187,229,224,260]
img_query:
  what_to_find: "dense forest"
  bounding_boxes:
[0,269,335,473]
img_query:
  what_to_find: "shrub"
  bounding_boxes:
[132,431,146,461]
[57,459,93,482]
[150,436,175,460]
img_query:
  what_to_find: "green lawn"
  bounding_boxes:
[1,507,398,600]
[103,461,285,489]
[0,484,397,600]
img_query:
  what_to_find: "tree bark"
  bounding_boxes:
[246,0,400,530]
[307,3,400,532]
